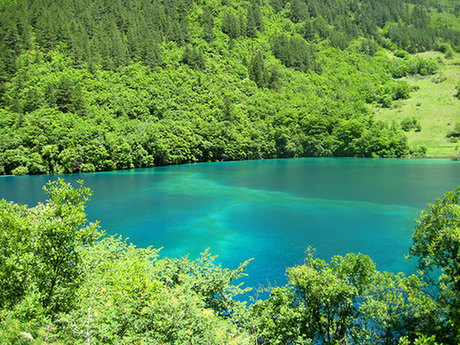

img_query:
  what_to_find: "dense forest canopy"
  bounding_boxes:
[0,180,459,343]
[0,0,459,175]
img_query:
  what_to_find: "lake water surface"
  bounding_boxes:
[1,158,459,289]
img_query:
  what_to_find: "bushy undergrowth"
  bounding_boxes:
[1,180,459,344]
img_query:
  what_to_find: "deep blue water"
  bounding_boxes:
[1,158,459,290]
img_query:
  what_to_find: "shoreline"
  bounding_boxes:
[1,155,458,178]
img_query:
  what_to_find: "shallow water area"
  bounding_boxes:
[1,158,459,289]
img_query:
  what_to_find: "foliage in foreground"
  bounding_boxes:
[0,180,459,344]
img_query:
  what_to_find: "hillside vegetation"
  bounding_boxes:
[375,51,460,158]
[0,0,459,175]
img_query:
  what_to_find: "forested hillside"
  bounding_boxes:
[0,0,459,175]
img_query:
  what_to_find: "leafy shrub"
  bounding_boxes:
[394,49,409,58]
[11,166,28,175]
[447,121,460,138]
[410,145,427,157]
[401,116,421,132]
[432,73,447,84]
[393,81,411,100]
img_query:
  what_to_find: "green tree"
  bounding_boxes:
[249,51,268,88]
[59,238,251,344]
[0,181,252,343]
[201,7,215,42]
[251,250,438,344]
[0,179,100,316]
[181,45,206,70]
[251,251,377,344]
[246,1,264,38]
[222,12,240,39]
[268,65,282,91]
[360,38,378,56]
[288,0,309,23]
[410,187,460,343]
[303,20,315,41]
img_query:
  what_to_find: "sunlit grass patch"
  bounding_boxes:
[374,51,460,158]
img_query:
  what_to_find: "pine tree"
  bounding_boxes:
[289,0,309,23]
[222,12,240,39]
[303,20,315,41]
[268,65,281,91]
[249,51,268,88]
[181,45,205,70]
[246,5,257,38]
[246,1,264,38]
[202,7,215,42]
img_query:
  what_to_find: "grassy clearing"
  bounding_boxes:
[374,51,460,158]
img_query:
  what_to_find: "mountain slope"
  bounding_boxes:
[375,51,460,158]
[0,0,458,175]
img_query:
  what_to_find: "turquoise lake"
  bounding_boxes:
[1,158,459,289]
